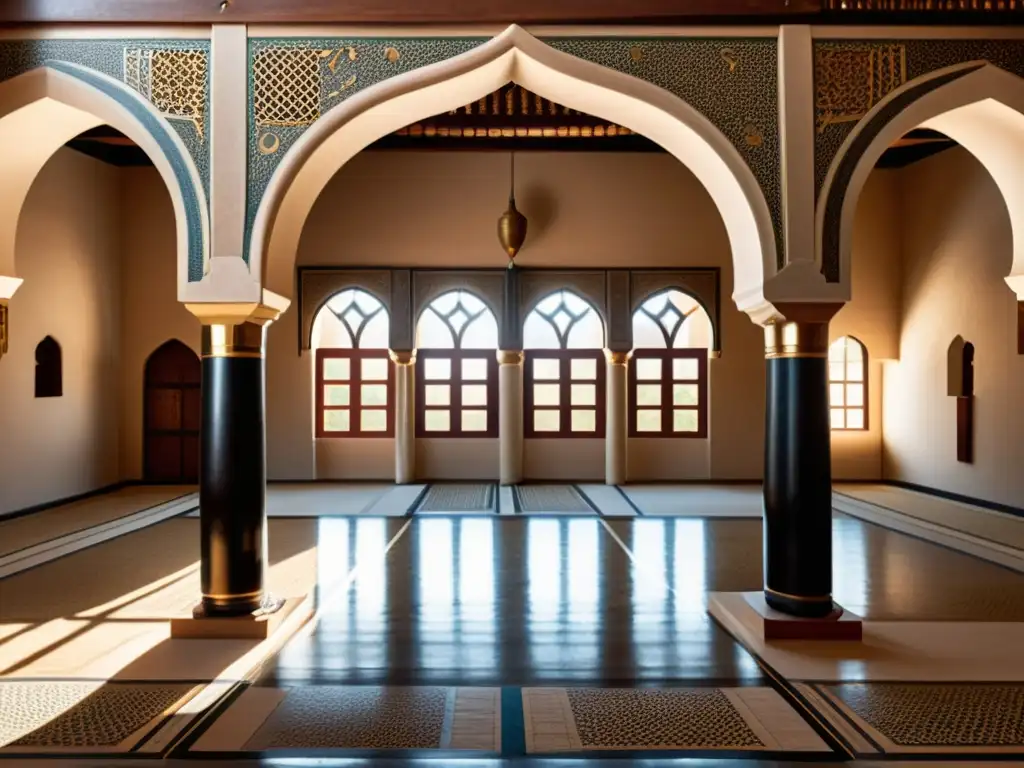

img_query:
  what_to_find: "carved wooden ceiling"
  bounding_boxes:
[4,0,1021,23]
[67,92,955,167]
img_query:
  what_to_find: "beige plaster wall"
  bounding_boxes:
[882,147,1024,508]
[118,167,201,480]
[275,150,770,481]
[831,169,903,480]
[0,149,122,515]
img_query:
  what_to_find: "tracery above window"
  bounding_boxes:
[632,290,712,350]
[524,290,604,350]
[417,290,499,350]
[317,288,389,349]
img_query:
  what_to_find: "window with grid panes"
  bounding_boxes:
[629,289,710,438]
[523,290,606,437]
[314,289,393,437]
[415,291,499,437]
[828,336,867,430]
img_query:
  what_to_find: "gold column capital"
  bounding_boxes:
[497,349,525,366]
[763,302,843,360]
[604,349,631,366]
[185,289,290,328]
[389,349,416,366]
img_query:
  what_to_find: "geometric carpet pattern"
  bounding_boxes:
[515,485,592,514]
[418,484,494,513]
[826,683,1024,748]
[245,686,450,750]
[566,687,763,749]
[0,682,194,749]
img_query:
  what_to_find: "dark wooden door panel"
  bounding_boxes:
[146,435,183,482]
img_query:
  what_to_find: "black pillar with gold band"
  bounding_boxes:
[763,306,841,619]
[198,319,277,617]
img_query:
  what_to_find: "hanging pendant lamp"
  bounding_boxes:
[497,151,528,269]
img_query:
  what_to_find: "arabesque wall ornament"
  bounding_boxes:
[815,43,906,134]
[124,47,208,139]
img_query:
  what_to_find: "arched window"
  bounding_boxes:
[415,290,499,437]
[523,290,605,437]
[630,290,710,438]
[829,336,867,430]
[313,289,393,438]
[34,336,62,398]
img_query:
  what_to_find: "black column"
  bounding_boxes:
[763,316,835,619]
[199,320,274,617]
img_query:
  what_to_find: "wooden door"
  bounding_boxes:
[144,340,200,483]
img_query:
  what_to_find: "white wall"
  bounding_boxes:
[882,147,1024,508]
[0,149,122,515]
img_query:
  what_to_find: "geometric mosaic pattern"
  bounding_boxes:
[244,36,782,267]
[418,484,494,513]
[0,682,192,749]
[565,688,763,749]
[828,683,1024,747]
[515,485,592,514]
[245,686,449,750]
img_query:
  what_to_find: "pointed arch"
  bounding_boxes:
[0,63,208,302]
[250,25,776,318]
[819,62,1024,305]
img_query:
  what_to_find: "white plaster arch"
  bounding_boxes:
[0,64,208,303]
[251,25,777,319]
[819,62,1024,302]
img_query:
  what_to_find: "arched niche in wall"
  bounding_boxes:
[947,335,975,464]
[34,335,62,398]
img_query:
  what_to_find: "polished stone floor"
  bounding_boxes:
[4,487,1024,762]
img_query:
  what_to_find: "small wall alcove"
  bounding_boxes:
[947,335,975,464]
[34,336,62,398]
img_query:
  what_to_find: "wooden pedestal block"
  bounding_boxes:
[170,596,309,640]
[709,591,862,642]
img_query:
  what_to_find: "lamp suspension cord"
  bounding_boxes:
[509,150,515,202]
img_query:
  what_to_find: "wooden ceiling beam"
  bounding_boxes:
[0,0,817,25]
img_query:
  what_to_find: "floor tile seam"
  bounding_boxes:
[833,492,1024,557]
[0,497,197,563]
[833,498,1024,575]
[807,682,888,755]
[0,500,197,574]
[703,604,855,759]
[0,504,199,583]
[719,687,782,750]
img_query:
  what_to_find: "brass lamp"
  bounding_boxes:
[497,151,527,268]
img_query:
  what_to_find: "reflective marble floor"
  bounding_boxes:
[257,513,1024,689]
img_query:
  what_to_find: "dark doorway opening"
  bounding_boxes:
[143,339,200,483]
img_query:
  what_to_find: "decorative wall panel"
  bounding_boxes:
[247,36,781,267]
[546,38,782,267]
[247,37,486,262]
[814,38,1024,281]
[0,39,210,281]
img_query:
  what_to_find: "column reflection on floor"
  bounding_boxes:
[259,516,764,687]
